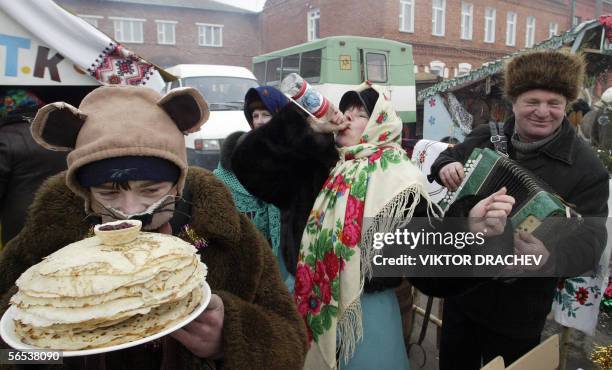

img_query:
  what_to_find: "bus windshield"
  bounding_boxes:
[182,76,258,110]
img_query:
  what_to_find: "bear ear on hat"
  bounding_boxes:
[157,87,210,134]
[30,102,87,151]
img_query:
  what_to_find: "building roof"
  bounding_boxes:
[417,18,606,101]
[105,0,257,14]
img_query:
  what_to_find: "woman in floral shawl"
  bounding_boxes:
[296,83,441,370]
[233,82,509,369]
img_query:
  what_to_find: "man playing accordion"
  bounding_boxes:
[431,50,608,370]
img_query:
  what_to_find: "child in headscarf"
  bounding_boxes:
[243,86,289,129]
[214,86,289,284]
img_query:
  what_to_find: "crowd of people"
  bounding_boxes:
[0,49,609,370]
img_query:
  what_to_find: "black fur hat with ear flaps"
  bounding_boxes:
[30,85,209,206]
[503,50,585,102]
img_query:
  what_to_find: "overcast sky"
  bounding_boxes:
[215,0,266,12]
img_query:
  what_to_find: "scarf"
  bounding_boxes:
[214,165,281,256]
[0,0,165,92]
[511,125,561,160]
[295,83,439,369]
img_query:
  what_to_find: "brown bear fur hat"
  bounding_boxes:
[503,50,585,102]
[30,85,209,209]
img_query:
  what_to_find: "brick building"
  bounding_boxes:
[53,0,610,80]
[261,0,612,78]
[56,0,262,68]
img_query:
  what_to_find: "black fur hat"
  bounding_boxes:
[503,50,585,102]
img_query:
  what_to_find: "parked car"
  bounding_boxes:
[165,64,258,169]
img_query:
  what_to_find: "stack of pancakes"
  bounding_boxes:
[10,231,207,350]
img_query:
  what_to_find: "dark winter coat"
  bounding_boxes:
[430,117,609,338]
[0,114,66,245]
[0,167,307,369]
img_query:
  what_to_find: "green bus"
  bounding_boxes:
[252,36,417,144]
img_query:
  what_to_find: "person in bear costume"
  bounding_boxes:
[0,85,306,370]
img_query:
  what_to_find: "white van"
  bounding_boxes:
[165,64,258,169]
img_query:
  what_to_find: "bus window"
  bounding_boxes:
[266,57,281,85]
[300,49,321,82]
[254,62,266,84]
[282,53,300,80]
[366,52,388,83]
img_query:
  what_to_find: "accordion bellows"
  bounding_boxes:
[440,148,581,240]
[10,224,207,350]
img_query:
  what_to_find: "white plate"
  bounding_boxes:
[0,282,211,357]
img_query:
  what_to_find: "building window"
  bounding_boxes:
[110,17,145,43]
[399,0,415,33]
[78,14,102,28]
[431,0,445,36]
[458,62,472,76]
[461,2,473,40]
[548,22,558,38]
[156,20,176,45]
[572,16,581,26]
[197,23,223,47]
[526,16,536,47]
[484,7,496,43]
[430,60,445,77]
[506,12,517,46]
[432,0,445,36]
[307,9,320,41]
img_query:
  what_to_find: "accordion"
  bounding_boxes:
[439,148,582,241]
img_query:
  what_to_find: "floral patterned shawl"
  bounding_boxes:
[295,83,438,369]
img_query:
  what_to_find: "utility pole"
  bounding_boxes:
[571,0,576,26]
